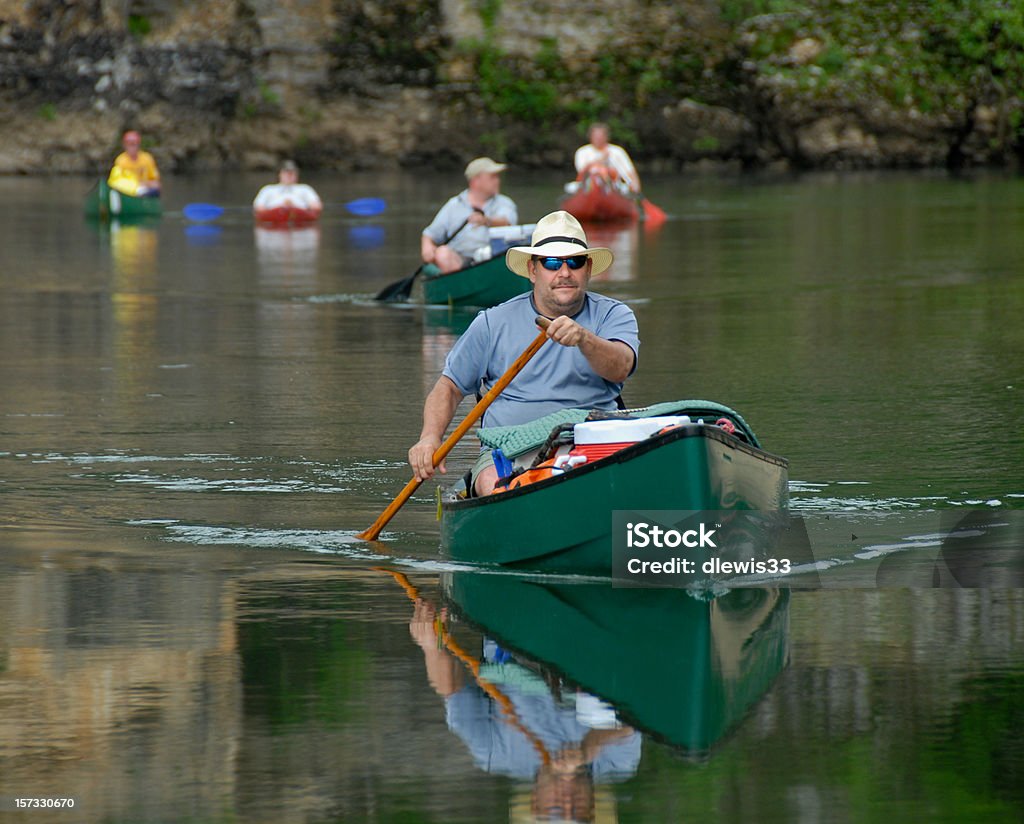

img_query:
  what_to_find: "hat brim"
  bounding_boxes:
[466,162,507,178]
[505,242,614,278]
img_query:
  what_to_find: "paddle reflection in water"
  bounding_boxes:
[400,571,790,821]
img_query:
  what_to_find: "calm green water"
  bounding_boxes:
[1,170,1022,822]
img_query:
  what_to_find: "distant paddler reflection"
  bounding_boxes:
[583,222,638,282]
[254,224,321,284]
[109,220,160,382]
[110,219,159,279]
[441,573,790,755]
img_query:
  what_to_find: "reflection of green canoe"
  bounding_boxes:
[444,574,789,753]
[421,254,529,308]
[421,305,480,336]
[84,180,162,221]
[441,411,788,576]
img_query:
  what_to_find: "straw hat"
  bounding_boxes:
[505,211,614,278]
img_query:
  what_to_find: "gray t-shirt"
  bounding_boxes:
[442,292,640,429]
[423,190,518,260]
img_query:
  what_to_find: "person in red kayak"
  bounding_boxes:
[573,123,640,194]
[252,160,323,216]
[108,130,161,197]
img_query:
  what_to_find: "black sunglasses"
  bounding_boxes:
[534,255,588,271]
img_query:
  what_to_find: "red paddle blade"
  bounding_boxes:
[642,199,667,226]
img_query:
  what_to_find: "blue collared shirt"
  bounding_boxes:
[442,291,640,429]
[423,190,518,259]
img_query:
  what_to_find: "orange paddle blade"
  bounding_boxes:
[642,199,667,226]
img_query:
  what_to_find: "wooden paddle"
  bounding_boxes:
[357,316,551,541]
[374,213,474,302]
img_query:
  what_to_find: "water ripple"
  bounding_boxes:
[23,450,408,494]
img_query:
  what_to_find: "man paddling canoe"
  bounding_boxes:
[108,130,161,197]
[421,157,518,273]
[409,211,639,497]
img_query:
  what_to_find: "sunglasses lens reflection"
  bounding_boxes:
[538,256,587,271]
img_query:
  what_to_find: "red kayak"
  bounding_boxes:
[562,177,639,223]
[254,206,321,225]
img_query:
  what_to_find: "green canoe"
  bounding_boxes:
[443,574,790,753]
[421,253,530,308]
[440,407,788,575]
[84,179,162,221]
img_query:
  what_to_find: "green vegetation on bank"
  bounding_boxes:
[456,0,719,143]
[3,0,1020,170]
[740,1,1024,113]
[453,0,1023,162]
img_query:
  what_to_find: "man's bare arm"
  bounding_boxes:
[408,376,464,480]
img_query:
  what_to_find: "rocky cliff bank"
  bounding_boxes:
[1,0,1021,174]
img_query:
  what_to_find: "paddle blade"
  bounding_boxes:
[374,275,416,302]
[183,203,225,222]
[345,197,387,217]
[375,265,423,302]
[641,199,667,226]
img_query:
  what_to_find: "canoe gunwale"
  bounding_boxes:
[421,253,509,285]
[420,253,528,307]
[442,422,788,514]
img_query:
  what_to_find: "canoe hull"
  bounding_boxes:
[440,423,788,575]
[84,180,162,221]
[561,180,639,223]
[421,254,530,308]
